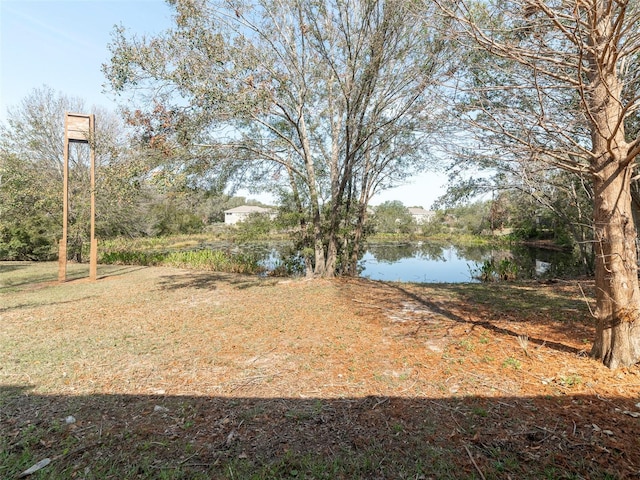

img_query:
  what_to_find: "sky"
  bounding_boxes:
[0,0,448,208]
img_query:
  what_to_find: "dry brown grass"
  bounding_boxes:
[1,261,640,479]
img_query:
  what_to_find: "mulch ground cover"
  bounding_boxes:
[1,261,639,479]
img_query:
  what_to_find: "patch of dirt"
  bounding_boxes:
[1,263,639,478]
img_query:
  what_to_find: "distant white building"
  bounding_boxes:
[408,207,436,224]
[224,205,275,225]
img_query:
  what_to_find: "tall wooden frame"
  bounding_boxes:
[58,113,97,282]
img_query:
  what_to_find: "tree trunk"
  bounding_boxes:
[313,222,326,277]
[590,163,640,368]
[324,234,338,278]
[349,202,367,276]
[286,166,315,278]
[585,14,640,368]
[297,114,327,278]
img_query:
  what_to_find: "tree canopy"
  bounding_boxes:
[104,0,453,276]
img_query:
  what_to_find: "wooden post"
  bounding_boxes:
[58,122,70,282]
[89,114,97,281]
[59,112,97,282]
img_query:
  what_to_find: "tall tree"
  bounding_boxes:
[104,0,451,277]
[436,0,640,367]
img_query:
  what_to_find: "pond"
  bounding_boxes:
[252,241,582,283]
[360,243,480,283]
[362,242,584,283]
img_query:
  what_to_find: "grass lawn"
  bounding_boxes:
[1,261,639,479]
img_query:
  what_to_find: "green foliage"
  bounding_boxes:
[99,234,267,274]
[0,153,60,260]
[502,357,522,370]
[373,201,415,234]
[446,201,492,235]
[0,223,58,261]
[472,258,518,282]
[147,198,205,236]
[99,247,264,274]
[420,211,446,237]
[268,251,306,277]
[507,176,588,250]
[99,250,167,266]
[234,212,273,242]
[163,249,263,274]
[438,169,595,275]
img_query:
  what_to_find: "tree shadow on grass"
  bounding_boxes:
[390,283,584,355]
[0,264,146,293]
[0,297,99,315]
[0,263,28,274]
[1,385,638,479]
[95,265,147,279]
[157,272,280,291]
[0,278,61,294]
[156,272,225,291]
[339,278,591,356]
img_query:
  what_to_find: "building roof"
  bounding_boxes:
[224,205,273,214]
[407,207,432,216]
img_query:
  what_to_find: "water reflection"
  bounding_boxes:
[218,241,581,283]
[506,244,583,279]
[360,242,580,283]
[362,243,483,283]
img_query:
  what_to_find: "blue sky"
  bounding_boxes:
[0,0,173,120]
[0,0,447,207]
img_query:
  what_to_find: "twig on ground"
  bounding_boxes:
[450,411,467,433]
[577,282,597,318]
[595,394,626,410]
[19,442,103,478]
[466,372,515,395]
[51,442,102,463]
[429,400,463,412]
[464,445,486,480]
[397,378,419,394]
[247,347,277,366]
[372,397,390,409]
[178,450,202,465]
[229,374,275,392]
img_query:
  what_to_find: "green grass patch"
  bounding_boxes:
[98,237,265,275]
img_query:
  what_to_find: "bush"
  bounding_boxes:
[0,224,58,261]
[235,213,273,241]
[472,258,518,282]
[99,247,265,275]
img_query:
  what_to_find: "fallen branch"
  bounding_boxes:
[464,445,486,480]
